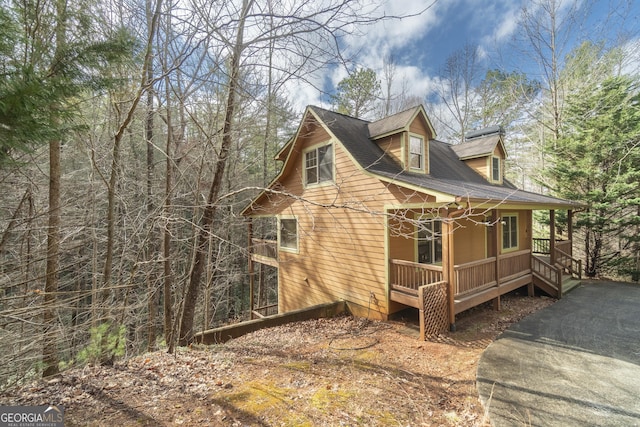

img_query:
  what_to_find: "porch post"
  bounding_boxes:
[550,210,556,265]
[441,212,455,331]
[567,210,574,256]
[493,210,501,311]
[247,219,255,320]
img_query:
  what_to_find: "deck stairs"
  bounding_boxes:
[562,273,582,294]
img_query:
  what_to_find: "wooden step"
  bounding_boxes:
[562,277,582,294]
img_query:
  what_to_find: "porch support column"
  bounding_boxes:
[247,219,255,320]
[492,209,501,311]
[441,212,455,331]
[567,210,574,256]
[550,210,556,265]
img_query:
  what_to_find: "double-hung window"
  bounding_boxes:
[491,156,501,182]
[409,135,424,170]
[502,214,518,250]
[418,220,442,264]
[305,144,333,185]
[279,218,298,252]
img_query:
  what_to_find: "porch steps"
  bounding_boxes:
[562,275,582,295]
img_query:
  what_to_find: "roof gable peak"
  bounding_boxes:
[368,105,435,140]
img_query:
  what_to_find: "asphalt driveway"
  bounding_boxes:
[477,281,640,426]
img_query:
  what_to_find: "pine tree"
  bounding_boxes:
[547,75,640,278]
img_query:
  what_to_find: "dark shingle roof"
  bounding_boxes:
[309,106,580,207]
[452,134,503,159]
[368,107,421,139]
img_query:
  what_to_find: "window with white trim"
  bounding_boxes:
[279,218,298,251]
[418,220,442,264]
[409,135,424,170]
[502,214,518,250]
[305,144,333,185]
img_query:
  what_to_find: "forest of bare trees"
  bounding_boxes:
[0,0,638,389]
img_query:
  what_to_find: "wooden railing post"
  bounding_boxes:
[248,220,255,319]
[493,209,501,311]
[418,286,425,340]
[550,210,556,266]
[441,217,455,331]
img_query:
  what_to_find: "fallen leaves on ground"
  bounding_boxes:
[1,293,555,426]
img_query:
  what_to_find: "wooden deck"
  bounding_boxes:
[390,246,582,337]
[250,238,278,267]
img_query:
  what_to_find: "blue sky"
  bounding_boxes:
[290,0,640,112]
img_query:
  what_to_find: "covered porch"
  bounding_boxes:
[388,207,582,339]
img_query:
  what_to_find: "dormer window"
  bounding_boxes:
[491,156,501,182]
[305,143,333,185]
[409,135,424,171]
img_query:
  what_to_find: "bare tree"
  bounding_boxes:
[430,43,481,144]
[175,0,394,346]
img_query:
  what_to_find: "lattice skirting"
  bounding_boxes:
[419,281,449,338]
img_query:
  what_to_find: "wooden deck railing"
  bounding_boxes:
[533,238,573,256]
[531,255,562,294]
[556,248,582,279]
[499,249,532,281]
[389,259,443,295]
[251,238,277,259]
[532,238,551,254]
[453,257,497,296]
[252,304,278,318]
[555,239,572,257]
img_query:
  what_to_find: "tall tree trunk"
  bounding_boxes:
[145,0,157,351]
[177,0,253,347]
[103,0,162,302]
[42,0,67,378]
[43,136,61,377]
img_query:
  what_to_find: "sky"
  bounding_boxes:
[289,0,640,115]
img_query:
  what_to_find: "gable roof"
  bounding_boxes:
[452,129,506,160]
[308,106,580,209]
[367,105,435,139]
[451,134,503,159]
[243,105,583,215]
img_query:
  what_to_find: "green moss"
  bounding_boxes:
[222,381,312,426]
[282,361,311,371]
[310,386,354,410]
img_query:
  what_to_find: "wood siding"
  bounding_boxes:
[266,118,437,319]
[464,157,488,179]
[376,134,403,168]
[452,215,487,264]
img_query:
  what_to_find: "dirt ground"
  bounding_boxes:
[1,293,555,426]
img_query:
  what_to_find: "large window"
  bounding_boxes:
[305,144,333,185]
[418,220,442,264]
[409,135,424,170]
[279,218,298,251]
[492,156,501,182]
[502,214,518,250]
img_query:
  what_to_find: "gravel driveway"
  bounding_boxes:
[477,281,640,426]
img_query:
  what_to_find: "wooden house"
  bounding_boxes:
[242,105,583,338]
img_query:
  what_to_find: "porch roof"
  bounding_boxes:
[310,106,583,210]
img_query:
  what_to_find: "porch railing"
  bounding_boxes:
[453,257,496,296]
[556,248,582,279]
[533,238,573,256]
[389,259,443,295]
[251,238,278,259]
[555,239,572,257]
[499,249,532,282]
[252,303,278,318]
[532,238,551,254]
[532,255,562,292]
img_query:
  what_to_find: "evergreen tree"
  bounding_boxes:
[0,2,134,164]
[547,74,640,278]
[331,68,381,119]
